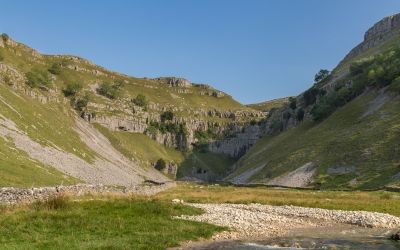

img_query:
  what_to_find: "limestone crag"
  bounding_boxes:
[153,77,192,87]
[208,125,262,158]
[344,13,400,61]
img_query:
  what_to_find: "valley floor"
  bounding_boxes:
[1,182,400,249]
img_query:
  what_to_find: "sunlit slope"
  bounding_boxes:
[230,90,400,189]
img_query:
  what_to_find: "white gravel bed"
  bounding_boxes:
[176,203,400,240]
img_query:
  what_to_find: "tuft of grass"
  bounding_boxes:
[30,195,70,211]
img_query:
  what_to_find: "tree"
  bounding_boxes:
[48,63,62,75]
[75,93,90,111]
[314,69,330,83]
[289,97,297,110]
[155,159,166,171]
[63,82,82,97]
[132,94,148,107]
[161,111,174,122]
[1,33,9,42]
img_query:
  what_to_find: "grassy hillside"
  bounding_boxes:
[231,90,400,189]
[247,97,289,112]
[0,34,259,187]
[93,123,184,166]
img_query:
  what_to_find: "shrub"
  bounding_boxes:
[75,93,90,111]
[303,87,323,106]
[289,97,297,109]
[25,70,51,89]
[1,33,9,42]
[132,94,148,107]
[48,63,62,75]
[390,76,400,93]
[97,82,119,99]
[155,158,166,171]
[161,111,174,122]
[63,82,82,97]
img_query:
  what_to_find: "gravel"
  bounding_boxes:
[177,203,400,240]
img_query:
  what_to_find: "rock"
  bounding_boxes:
[344,13,400,61]
[153,77,192,87]
[172,199,184,204]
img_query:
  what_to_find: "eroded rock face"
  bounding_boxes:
[344,13,400,61]
[153,77,192,87]
[208,125,262,158]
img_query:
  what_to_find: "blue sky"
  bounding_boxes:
[1,1,400,104]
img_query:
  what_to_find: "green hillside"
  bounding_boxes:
[229,23,400,189]
[231,90,400,189]
[0,34,259,187]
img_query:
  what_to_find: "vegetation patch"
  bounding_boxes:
[0,197,224,249]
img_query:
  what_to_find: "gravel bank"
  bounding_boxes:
[177,203,400,240]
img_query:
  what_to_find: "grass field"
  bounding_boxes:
[0,196,224,250]
[156,183,400,217]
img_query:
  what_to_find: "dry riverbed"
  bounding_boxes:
[174,202,400,242]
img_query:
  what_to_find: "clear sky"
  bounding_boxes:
[1,1,400,104]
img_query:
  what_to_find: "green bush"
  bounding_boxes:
[1,33,9,42]
[132,94,148,107]
[97,82,120,99]
[390,76,400,93]
[25,70,51,89]
[63,82,82,97]
[155,159,166,171]
[48,63,62,75]
[289,97,297,109]
[75,93,91,111]
[311,87,352,121]
[161,111,174,122]
[303,87,324,106]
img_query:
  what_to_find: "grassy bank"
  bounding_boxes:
[0,196,224,249]
[155,183,400,216]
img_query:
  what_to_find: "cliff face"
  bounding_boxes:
[344,13,400,61]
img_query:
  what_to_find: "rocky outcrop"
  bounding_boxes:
[343,13,400,61]
[208,125,262,158]
[153,77,192,87]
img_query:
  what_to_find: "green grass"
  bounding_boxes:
[0,84,97,162]
[0,197,224,250]
[156,183,400,216]
[232,90,400,189]
[93,123,184,166]
[247,97,289,112]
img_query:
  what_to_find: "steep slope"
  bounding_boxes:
[0,34,260,187]
[227,13,400,189]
